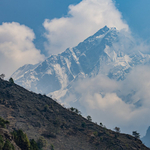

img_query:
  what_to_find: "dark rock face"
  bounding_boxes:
[0,78,149,150]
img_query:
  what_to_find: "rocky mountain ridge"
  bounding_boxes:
[12,26,150,101]
[11,27,138,96]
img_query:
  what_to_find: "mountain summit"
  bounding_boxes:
[12,26,141,98]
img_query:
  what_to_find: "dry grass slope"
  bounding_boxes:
[0,78,149,150]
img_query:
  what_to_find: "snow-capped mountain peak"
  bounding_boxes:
[11,26,150,98]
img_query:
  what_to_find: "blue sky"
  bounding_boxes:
[0,0,81,53]
[0,0,150,76]
[1,0,150,53]
[114,0,150,41]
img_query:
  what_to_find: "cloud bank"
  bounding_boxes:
[0,22,45,77]
[62,66,150,137]
[43,0,128,54]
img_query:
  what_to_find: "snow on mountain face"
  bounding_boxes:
[12,26,150,98]
[12,64,39,80]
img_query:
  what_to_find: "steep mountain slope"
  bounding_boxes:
[12,26,147,99]
[0,78,149,150]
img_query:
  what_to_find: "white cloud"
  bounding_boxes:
[0,22,45,77]
[120,66,150,107]
[43,0,128,55]
[62,66,150,136]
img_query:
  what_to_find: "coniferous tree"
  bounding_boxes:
[30,139,39,150]
[0,74,5,80]
[12,129,30,150]
[0,135,4,149]
[3,140,14,150]
[132,131,140,139]
[87,115,92,122]
[114,127,121,133]
[9,78,14,84]
[37,136,46,150]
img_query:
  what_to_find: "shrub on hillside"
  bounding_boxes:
[2,139,14,150]
[69,107,81,115]
[86,115,92,122]
[132,131,140,139]
[37,136,46,150]
[30,139,39,150]
[0,117,9,128]
[114,127,121,133]
[11,129,30,150]
[9,78,14,84]
[0,135,4,149]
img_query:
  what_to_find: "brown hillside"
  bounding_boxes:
[0,78,149,150]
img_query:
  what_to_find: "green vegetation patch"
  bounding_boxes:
[0,117,9,128]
